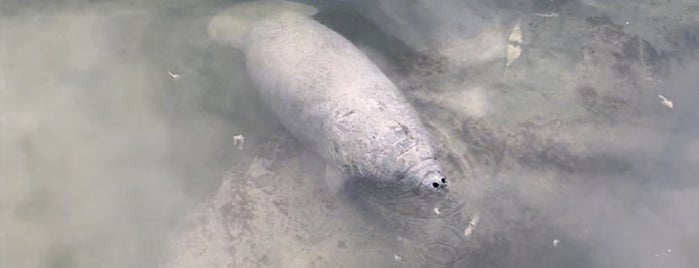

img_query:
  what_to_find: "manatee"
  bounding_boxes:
[208,0,447,190]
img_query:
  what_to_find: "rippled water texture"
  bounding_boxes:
[2,1,699,268]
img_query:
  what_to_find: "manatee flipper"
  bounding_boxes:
[208,0,317,48]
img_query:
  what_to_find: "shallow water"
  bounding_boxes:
[1,1,699,268]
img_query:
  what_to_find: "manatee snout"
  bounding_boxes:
[421,171,448,190]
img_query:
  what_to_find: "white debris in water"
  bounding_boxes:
[506,22,523,67]
[433,207,441,215]
[233,134,245,150]
[534,12,559,18]
[394,254,402,261]
[168,70,181,80]
[506,44,522,67]
[659,94,674,109]
[553,239,560,247]
[463,212,481,237]
[509,22,523,44]
[654,248,673,257]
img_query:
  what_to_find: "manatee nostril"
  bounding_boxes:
[441,177,446,184]
[432,182,439,188]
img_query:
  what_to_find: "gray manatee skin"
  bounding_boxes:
[235,12,447,190]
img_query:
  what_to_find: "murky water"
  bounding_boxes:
[1,0,699,267]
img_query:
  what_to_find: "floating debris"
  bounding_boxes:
[168,70,181,80]
[506,22,523,67]
[509,22,523,44]
[654,248,673,257]
[534,12,559,18]
[233,134,245,150]
[506,45,522,67]
[394,254,402,261]
[433,207,441,215]
[659,94,673,109]
[463,212,481,237]
[553,239,560,247]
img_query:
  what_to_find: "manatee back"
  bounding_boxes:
[243,13,443,186]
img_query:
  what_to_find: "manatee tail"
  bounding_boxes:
[207,0,317,49]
